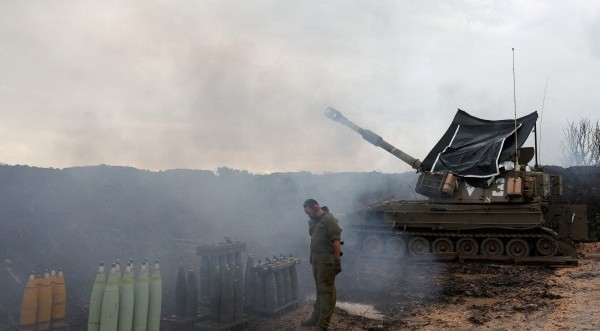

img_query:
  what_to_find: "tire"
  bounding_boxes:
[362,235,384,255]
[506,238,530,258]
[481,238,504,256]
[432,237,455,253]
[536,237,558,256]
[385,237,407,257]
[408,236,430,256]
[456,238,479,256]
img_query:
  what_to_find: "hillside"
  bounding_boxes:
[0,164,417,328]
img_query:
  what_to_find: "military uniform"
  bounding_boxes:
[308,212,341,330]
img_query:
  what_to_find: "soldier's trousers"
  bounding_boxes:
[310,256,336,330]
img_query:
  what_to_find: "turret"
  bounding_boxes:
[325,107,561,203]
[325,107,422,171]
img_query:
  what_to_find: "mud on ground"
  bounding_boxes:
[249,243,600,330]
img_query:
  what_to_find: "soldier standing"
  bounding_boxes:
[301,199,342,330]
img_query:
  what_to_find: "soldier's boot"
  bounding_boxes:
[301,298,320,327]
[300,314,318,327]
[300,319,317,327]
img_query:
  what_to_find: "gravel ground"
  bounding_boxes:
[250,242,600,330]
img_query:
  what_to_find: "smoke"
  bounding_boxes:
[2,1,599,172]
[0,164,421,326]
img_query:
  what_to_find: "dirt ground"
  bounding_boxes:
[249,242,600,331]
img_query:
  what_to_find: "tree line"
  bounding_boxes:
[562,118,600,166]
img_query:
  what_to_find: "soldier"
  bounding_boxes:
[301,199,342,330]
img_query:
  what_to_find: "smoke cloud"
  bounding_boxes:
[1,1,599,172]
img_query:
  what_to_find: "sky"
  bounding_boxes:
[1,0,599,174]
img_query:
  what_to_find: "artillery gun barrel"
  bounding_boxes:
[325,107,422,170]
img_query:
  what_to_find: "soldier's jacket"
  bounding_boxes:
[309,212,342,264]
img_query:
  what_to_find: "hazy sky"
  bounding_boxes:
[1,1,598,173]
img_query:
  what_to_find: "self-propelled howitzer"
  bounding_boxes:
[325,107,593,263]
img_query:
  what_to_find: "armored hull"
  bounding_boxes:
[344,199,590,261]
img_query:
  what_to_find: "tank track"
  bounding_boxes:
[346,228,577,266]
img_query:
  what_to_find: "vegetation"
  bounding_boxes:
[561,118,600,166]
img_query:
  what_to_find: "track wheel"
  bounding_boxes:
[536,237,558,256]
[481,238,504,256]
[456,238,478,256]
[344,231,360,250]
[362,235,384,255]
[385,237,407,257]
[506,238,530,258]
[408,236,430,256]
[432,237,454,253]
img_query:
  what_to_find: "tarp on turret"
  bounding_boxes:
[421,109,538,178]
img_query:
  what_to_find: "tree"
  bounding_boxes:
[561,118,600,166]
[592,121,600,164]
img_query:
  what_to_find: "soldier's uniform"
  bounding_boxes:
[308,212,341,330]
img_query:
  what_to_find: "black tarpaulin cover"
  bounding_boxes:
[421,109,538,178]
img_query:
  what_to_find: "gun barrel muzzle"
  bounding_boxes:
[325,107,343,121]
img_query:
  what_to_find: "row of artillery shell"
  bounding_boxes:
[19,269,66,331]
[245,255,299,310]
[174,264,199,319]
[207,261,245,323]
[87,260,162,331]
